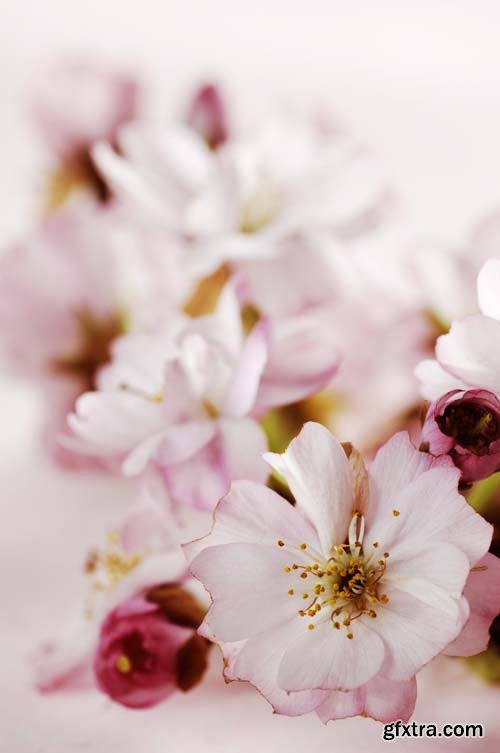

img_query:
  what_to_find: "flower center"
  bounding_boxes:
[436,401,500,454]
[53,308,124,390]
[115,632,156,675]
[85,529,144,592]
[278,512,390,639]
[239,173,280,234]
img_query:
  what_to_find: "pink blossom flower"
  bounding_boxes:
[185,423,498,723]
[67,284,339,509]
[32,58,138,164]
[0,201,188,467]
[186,84,228,151]
[421,389,500,484]
[93,114,390,278]
[33,483,210,708]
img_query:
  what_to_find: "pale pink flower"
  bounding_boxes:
[67,284,339,509]
[93,114,389,278]
[185,423,497,723]
[0,201,188,467]
[33,481,209,708]
[31,58,138,163]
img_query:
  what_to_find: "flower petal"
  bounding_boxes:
[315,675,417,724]
[183,479,321,563]
[367,465,492,566]
[190,543,308,641]
[371,587,467,682]
[223,321,269,417]
[225,622,329,716]
[445,552,500,657]
[278,616,384,691]
[264,422,352,556]
[415,358,467,401]
[368,431,452,526]
[477,258,500,320]
[436,314,500,392]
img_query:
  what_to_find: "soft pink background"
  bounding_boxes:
[2,2,500,750]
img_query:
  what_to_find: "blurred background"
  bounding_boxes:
[2,2,500,751]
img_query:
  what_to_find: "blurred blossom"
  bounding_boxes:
[93,114,390,279]
[32,58,138,204]
[186,423,499,723]
[66,284,340,509]
[33,480,208,708]
[32,59,138,161]
[421,389,500,485]
[0,201,189,466]
[186,83,228,151]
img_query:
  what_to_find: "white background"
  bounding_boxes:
[2,2,500,751]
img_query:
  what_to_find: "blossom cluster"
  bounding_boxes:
[3,58,500,727]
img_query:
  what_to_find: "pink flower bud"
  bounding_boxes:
[94,586,209,709]
[186,84,228,150]
[421,389,500,484]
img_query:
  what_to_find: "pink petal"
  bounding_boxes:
[315,675,417,724]
[68,391,166,458]
[223,321,269,417]
[436,314,500,392]
[415,358,467,401]
[217,417,268,486]
[225,622,329,716]
[183,479,321,563]
[190,543,309,641]
[371,586,467,682]
[445,552,500,656]
[278,617,384,691]
[264,422,353,557]
[368,432,452,527]
[163,418,267,511]
[385,543,471,613]
[154,420,216,466]
[369,465,492,567]
[33,614,97,693]
[254,307,339,412]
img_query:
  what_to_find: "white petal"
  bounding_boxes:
[436,314,500,392]
[190,543,308,641]
[371,587,467,682]
[264,422,353,557]
[415,358,467,401]
[477,258,500,320]
[278,617,384,691]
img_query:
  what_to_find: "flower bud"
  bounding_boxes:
[421,389,500,484]
[94,585,210,709]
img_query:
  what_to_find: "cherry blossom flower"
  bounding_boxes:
[33,480,210,708]
[0,201,188,467]
[185,422,497,723]
[67,284,339,509]
[93,114,390,279]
